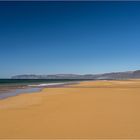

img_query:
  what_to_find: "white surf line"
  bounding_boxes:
[28,82,74,87]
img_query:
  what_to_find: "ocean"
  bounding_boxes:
[0,79,82,85]
[0,79,82,99]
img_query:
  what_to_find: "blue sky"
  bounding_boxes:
[0,1,140,78]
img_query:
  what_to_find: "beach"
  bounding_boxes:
[0,80,140,139]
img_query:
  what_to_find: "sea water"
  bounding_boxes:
[0,79,81,99]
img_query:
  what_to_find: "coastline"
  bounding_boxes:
[0,81,80,100]
[0,80,140,139]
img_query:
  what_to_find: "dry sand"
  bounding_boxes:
[0,80,140,139]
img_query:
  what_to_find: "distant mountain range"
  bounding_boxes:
[11,70,140,80]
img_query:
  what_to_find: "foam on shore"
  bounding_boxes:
[28,82,70,87]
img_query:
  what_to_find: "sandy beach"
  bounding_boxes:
[0,80,140,139]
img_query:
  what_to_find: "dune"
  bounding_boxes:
[0,80,140,139]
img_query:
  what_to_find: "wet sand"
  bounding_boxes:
[0,80,140,139]
[0,82,78,99]
[0,85,26,93]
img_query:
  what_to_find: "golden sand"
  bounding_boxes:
[0,80,140,139]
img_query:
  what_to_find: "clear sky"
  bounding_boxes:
[0,1,140,78]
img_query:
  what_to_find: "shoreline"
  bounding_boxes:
[0,79,139,100]
[0,81,80,100]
